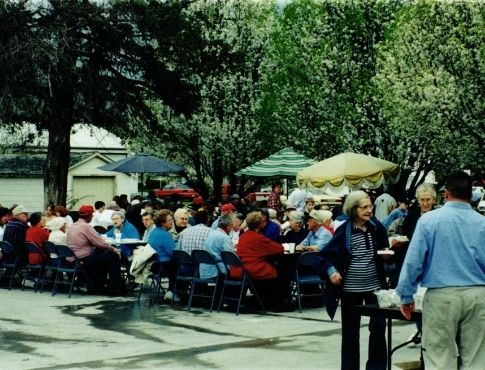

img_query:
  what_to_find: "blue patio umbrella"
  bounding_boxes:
[98,152,185,195]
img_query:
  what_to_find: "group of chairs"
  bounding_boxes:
[138,249,326,315]
[0,240,93,298]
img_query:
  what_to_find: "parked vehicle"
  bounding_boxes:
[154,183,200,200]
[477,194,485,215]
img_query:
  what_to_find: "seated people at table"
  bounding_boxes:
[48,216,67,245]
[229,213,244,246]
[89,201,106,228]
[316,190,388,370]
[3,205,30,264]
[141,212,156,242]
[147,209,177,300]
[177,211,211,254]
[231,212,291,311]
[320,210,335,235]
[303,197,316,225]
[296,210,332,252]
[67,205,123,296]
[25,212,49,264]
[383,195,409,230]
[106,210,140,262]
[259,208,281,242]
[169,208,191,243]
[200,214,233,279]
[0,207,11,241]
[211,203,235,229]
[44,204,56,229]
[98,201,120,230]
[281,210,308,245]
[54,205,73,228]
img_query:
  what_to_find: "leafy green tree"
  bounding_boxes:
[258,0,405,161]
[0,0,199,206]
[131,0,278,198]
[374,0,485,186]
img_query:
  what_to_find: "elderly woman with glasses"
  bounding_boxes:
[106,210,140,260]
[169,208,191,242]
[317,190,389,370]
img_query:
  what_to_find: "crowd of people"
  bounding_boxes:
[1,173,484,369]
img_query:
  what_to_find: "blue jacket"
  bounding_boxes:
[316,217,388,319]
[148,227,175,262]
[106,220,140,257]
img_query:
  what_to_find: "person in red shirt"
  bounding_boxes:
[231,211,293,311]
[25,212,50,264]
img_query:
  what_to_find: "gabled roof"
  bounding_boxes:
[0,153,92,177]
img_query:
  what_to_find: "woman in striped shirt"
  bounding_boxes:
[317,190,389,370]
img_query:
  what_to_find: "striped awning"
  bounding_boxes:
[235,148,316,177]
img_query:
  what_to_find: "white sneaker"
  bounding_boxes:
[164,291,181,303]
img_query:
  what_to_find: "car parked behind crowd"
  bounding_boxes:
[154,183,200,200]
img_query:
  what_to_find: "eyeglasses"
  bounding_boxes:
[179,218,189,221]
[358,205,373,210]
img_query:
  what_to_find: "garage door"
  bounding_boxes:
[71,176,115,210]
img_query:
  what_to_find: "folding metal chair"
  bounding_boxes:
[291,252,325,312]
[0,241,24,290]
[53,245,94,298]
[171,250,194,307]
[137,260,169,306]
[188,249,223,312]
[40,241,60,294]
[21,242,46,292]
[218,251,265,315]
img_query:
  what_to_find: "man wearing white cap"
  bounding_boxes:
[3,205,30,263]
[296,210,332,252]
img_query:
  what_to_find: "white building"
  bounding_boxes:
[0,124,137,211]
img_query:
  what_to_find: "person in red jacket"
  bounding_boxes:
[231,211,293,311]
[25,212,50,264]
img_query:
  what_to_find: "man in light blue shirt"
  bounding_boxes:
[396,171,485,369]
[296,210,332,252]
[200,214,234,279]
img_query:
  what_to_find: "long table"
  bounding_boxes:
[356,304,422,370]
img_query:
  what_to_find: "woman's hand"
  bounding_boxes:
[330,271,342,285]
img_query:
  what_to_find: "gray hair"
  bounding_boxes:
[267,208,277,219]
[415,183,436,199]
[320,210,333,222]
[111,210,126,221]
[219,214,233,229]
[343,190,370,220]
[288,210,304,222]
[106,201,120,211]
[174,208,189,222]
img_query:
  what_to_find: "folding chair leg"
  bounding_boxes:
[217,283,227,312]
[249,280,266,314]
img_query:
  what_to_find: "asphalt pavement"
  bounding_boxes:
[0,288,423,370]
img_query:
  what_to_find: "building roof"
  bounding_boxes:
[0,153,92,177]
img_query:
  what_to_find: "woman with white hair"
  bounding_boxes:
[316,190,389,370]
[48,216,67,245]
[106,210,140,261]
[281,210,308,245]
[169,208,191,242]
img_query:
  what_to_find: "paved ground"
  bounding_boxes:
[0,288,423,370]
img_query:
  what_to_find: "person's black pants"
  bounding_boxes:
[340,291,387,370]
[82,250,122,294]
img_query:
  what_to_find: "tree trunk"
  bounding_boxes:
[44,119,72,207]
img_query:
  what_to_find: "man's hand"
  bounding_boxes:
[400,302,415,320]
[330,271,342,285]
[112,247,121,259]
[295,244,304,252]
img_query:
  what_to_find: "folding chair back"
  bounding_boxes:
[188,249,222,312]
[40,242,60,294]
[171,250,195,306]
[0,240,24,290]
[292,252,325,312]
[218,251,265,315]
[21,242,45,292]
[53,245,93,298]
